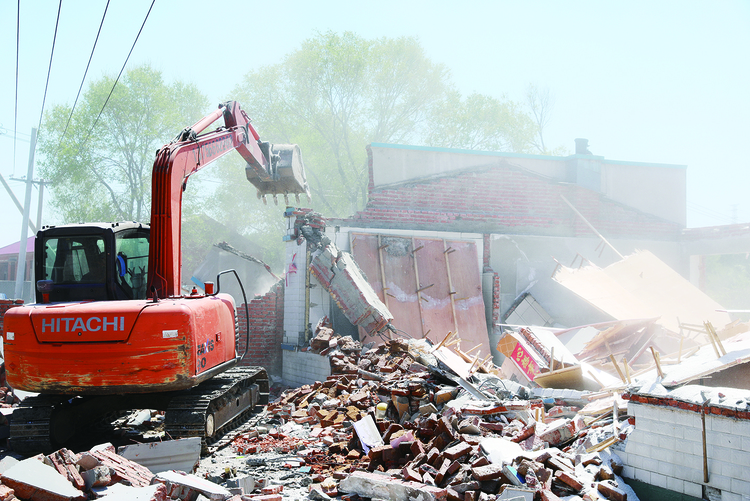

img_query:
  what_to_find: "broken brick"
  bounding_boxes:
[471,464,503,482]
[443,442,472,461]
[553,470,583,491]
[597,480,627,501]
[540,489,564,501]
[262,484,284,494]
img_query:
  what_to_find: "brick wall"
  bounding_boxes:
[348,154,681,240]
[0,299,24,336]
[619,395,750,500]
[237,281,284,375]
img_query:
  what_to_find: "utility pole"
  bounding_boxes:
[15,127,37,301]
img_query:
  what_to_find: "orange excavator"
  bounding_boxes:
[3,101,309,454]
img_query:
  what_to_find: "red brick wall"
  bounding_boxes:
[0,299,24,336]
[236,281,284,375]
[347,157,681,240]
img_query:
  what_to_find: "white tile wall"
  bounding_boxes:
[281,349,331,387]
[623,400,750,500]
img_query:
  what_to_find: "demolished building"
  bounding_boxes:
[274,140,750,500]
[2,139,750,500]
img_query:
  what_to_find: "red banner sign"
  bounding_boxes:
[511,342,540,381]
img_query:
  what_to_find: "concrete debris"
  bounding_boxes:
[118,437,201,474]
[287,208,394,337]
[154,470,233,500]
[222,334,637,501]
[0,457,86,501]
[0,439,239,501]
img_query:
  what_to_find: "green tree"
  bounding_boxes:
[227,32,451,218]
[209,31,539,267]
[38,65,209,223]
[425,90,536,152]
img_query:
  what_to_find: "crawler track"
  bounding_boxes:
[9,394,63,455]
[165,366,268,454]
[9,366,269,456]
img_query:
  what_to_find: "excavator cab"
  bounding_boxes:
[36,222,149,303]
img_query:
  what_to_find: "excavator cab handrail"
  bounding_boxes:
[213,269,251,361]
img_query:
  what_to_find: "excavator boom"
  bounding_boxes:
[148,100,309,298]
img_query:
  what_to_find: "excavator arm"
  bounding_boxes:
[147,101,310,299]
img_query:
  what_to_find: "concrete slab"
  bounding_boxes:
[0,457,87,501]
[0,455,19,475]
[118,437,201,474]
[155,470,232,500]
[95,483,168,501]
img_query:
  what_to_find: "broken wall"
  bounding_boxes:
[236,281,284,375]
[490,234,684,328]
[282,238,332,347]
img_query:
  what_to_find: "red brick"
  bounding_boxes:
[471,464,503,481]
[442,442,472,461]
[554,470,583,491]
[249,495,282,501]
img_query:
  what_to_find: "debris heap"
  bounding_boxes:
[233,328,636,501]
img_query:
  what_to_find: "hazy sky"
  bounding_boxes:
[0,0,748,249]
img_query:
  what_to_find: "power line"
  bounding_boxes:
[38,0,63,132]
[687,201,735,225]
[59,0,110,144]
[79,0,155,149]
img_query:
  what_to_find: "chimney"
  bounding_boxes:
[574,138,591,155]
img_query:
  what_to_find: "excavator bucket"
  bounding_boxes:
[246,143,311,204]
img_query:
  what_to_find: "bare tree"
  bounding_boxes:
[526,83,555,154]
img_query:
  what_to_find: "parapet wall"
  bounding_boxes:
[620,393,750,500]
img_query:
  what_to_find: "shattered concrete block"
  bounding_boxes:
[76,452,102,471]
[225,474,255,494]
[497,486,534,500]
[538,419,576,446]
[155,470,232,501]
[95,483,168,501]
[118,437,201,474]
[339,470,446,501]
[81,466,112,489]
[0,457,87,501]
[0,485,14,501]
[308,486,332,501]
[0,456,19,475]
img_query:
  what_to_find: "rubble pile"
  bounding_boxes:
[0,441,261,501]
[227,327,637,501]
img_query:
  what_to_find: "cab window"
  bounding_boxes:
[115,231,149,299]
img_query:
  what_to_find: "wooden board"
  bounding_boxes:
[349,233,490,356]
[446,239,491,359]
[413,238,455,346]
